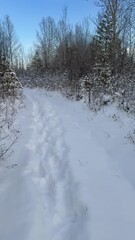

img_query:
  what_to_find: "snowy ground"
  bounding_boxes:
[0,88,135,240]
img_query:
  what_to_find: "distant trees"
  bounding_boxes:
[29,8,93,79]
[26,3,135,106]
[29,2,135,77]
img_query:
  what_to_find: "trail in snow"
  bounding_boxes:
[0,88,135,240]
[41,89,135,240]
[0,89,88,240]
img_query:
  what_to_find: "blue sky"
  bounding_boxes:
[0,0,99,53]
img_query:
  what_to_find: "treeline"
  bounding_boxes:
[0,1,134,110]
[0,15,24,72]
[28,7,93,78]
[27,1,135,83]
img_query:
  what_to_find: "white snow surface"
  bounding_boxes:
[0,88,135,240]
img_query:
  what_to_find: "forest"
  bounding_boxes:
[1,1,135,239]
[0,0,135,111]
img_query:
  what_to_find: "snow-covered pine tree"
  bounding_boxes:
[94,7,116,95]
[0,63,22,98]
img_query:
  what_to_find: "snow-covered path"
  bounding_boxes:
[0,89,88,240]
[0,88,135,240]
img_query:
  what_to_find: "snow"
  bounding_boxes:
[0,88,135,240]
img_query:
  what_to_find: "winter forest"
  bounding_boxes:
[0,0,135,107]
[1,0,135,240]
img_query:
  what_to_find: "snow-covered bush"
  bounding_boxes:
[0,97,22,161]
[0,66,23,161]
[0,67,22,98]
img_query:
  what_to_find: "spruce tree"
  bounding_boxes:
[94,9,113,93]
[31,50,43,74]
[0,62,22,98]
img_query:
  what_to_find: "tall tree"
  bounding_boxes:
[3,15,21,67]
[56,7,71,69]
[96,0,135,74]
[37,16,57,69]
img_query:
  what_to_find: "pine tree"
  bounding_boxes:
[31,50,43,74]
[95,2,123,91]
[96,8,114,68]
[93,9,113,93]
[96,0,128,75]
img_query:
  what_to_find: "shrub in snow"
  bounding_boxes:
[102,95,112,105]
[0,65,23,160]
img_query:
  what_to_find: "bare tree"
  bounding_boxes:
[37,16,57,69]
[3,15,21,67]
[56,7,72,68]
